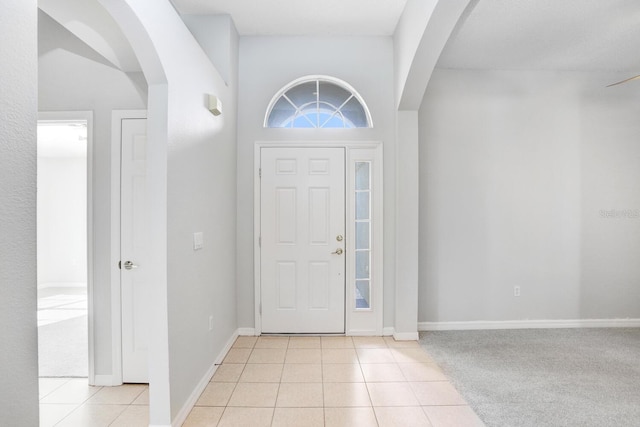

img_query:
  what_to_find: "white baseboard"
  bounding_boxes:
[418,318,640,331]
[172,329,240,427]
[393,331,419,341]
[382,327,394,336]
[237,327,257,336]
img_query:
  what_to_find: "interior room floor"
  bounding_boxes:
[39,336,484,426]
[38,285,88,377]
[182,336,483,427]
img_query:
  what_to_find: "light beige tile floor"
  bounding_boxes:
[39,336,484,426]
[185,336,485,426]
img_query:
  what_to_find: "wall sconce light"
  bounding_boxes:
[208,95,223,116]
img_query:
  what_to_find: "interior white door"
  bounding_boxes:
[261,147,346,333]
[120,118,149,383]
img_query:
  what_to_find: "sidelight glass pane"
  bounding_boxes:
[356,251,370,279]
[355,162,370,190]
[356,280,370,309]
[355,192,370,220]
[355,222,369,250]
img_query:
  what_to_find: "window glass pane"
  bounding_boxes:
[356,222,369,250]
[355,162,370,190]
[355,192,370,220]
[356,251,370,279]
[285,82,317,106]
[341,97,368,127]
[319,81,351,108]
[267,97,297,127]
[318,111,347,128]
[266,78,370,128]
[293,114,315,128]
[321,115,345,128]
[356,280,370,309]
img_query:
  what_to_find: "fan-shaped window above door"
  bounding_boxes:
[265,76,372,128]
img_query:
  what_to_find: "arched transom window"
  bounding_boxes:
[265,76,372,128]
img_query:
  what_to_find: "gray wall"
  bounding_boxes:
[237,36,397,330]
[38,11,147,376]
[418,68,640,323]
[0,1,39,425]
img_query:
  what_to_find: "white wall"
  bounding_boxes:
[0,0,39,424]
[418,68,640,323]
[37,156,87,285]
[39,11,147,376]
[237,36,397,330]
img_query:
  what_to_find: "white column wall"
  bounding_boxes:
[0,0,39,424]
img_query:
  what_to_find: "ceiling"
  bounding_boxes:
[171,0,640,73]
[438,0,640,72]
[171,0,408,36]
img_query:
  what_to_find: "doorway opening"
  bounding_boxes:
[37,114,93,378]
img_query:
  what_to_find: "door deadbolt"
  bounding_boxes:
[336,235,344,242]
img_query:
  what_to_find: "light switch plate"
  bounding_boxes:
[193,232,204,250]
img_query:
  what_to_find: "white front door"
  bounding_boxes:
[120,118,149,383]
[260,147,346,333]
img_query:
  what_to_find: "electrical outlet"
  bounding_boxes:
[209,315,214,331]
[514,286,521,297]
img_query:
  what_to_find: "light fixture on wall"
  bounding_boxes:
[208,95,223,116]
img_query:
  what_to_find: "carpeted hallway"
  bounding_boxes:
[420,328,640,427]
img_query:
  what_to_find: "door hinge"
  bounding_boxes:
[259,168,262,178]
[118,260,121,269]
[259,236,261,247]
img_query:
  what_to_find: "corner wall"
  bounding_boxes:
[0,1,39,424]
[418,68,640,324]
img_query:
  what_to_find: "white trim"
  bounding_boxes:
[347,329,380,336]
[93,375,120,387]
[418,318,640,331]
[237,328,257,336]
[382,327,395,336]
[171,330,240,427]
[393,331,419,341]
[38,111,95,384]
[263,75,373,128]
[110,110,147,386]
[254,141,383,336]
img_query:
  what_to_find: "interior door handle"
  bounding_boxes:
[123,260,138,270]
[331,248,344,255]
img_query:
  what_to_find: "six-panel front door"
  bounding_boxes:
[261,147,345,333]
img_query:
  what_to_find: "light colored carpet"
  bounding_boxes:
[38,315,88,377]
[420,328,640,427]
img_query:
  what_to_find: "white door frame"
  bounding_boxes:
[254,141,383,336]
[109,110,147,385]
[37,110,95,383]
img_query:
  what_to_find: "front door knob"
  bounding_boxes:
[123,260,138,270]
[331,248,344,255]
